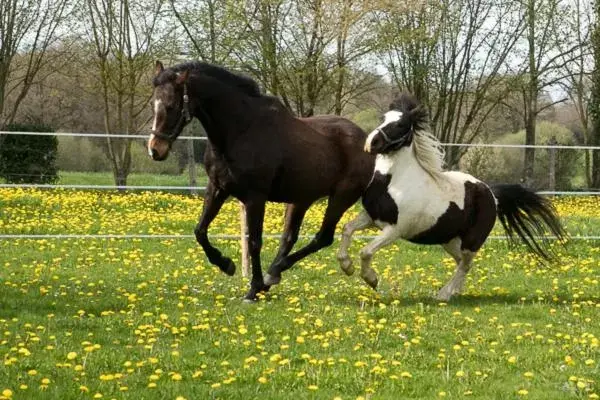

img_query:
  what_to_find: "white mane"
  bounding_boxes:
[412,129,445,179]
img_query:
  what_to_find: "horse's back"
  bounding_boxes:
[300,115,367,143]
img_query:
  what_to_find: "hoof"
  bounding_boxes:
[362,276,378,290]
[339,258,355,276]
[220,258,236,276]
[264,273,281,286]
[243,283,270,302]
[361,269,378,290]
[242,296,257,304]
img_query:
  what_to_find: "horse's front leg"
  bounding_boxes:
[242,194,269,302]
[194,181,234,275]
[359,226,399,290]
[337,210,374,276]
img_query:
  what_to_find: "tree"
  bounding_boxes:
[0,123,58,183]
[558,0,594,186]
[378,0,526,167]
[80,0,173,186]
[590,0,600,187]
[513,0,582,186]
[0,0,71,128]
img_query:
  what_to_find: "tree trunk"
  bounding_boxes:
[591,127,600,187]
[590,0,600,187]
[114,167,128,188]
[523,115,536,187]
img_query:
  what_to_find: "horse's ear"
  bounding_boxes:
[175,69,189,85]
[155,60,164,76]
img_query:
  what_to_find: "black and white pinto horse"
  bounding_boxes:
[337,93,566,301]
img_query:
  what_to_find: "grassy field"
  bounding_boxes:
[0,189,599,399]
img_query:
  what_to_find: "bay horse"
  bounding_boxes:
[148,61,374,301]
[337,93,566,301]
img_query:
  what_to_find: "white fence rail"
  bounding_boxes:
[1,130,599,242]
[2,130,600,149]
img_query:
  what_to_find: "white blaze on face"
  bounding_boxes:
[364,110,403,152]
[148,99,162,156]
[151,99,162,132]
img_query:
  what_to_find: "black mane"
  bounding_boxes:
[153,61,262,97]
[389,92,429,132]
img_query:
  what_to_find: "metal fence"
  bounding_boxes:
[1,130,599,241]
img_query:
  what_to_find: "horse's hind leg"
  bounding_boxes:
[359,226,398,289]
[436,238,474,301]
[194,181,234,275]
[264,191,358,286]
[337,210,373,276]
[268,203,310,270]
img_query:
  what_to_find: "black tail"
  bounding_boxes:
[491,184,566,260]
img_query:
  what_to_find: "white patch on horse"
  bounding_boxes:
[364,110,403,152]
[374,154,394,174]
[151,99,162,132]
[148,134,156,157]
[375,149,490,239]
[148,99,162,156]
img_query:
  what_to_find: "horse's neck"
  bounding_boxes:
[194,93,253,154]
[376,147,423,179]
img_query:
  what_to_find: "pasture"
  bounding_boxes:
[0,189,598,399]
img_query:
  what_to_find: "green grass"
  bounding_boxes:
[57,171,208,187]
[0,169,209,188]
[0,190,598,399]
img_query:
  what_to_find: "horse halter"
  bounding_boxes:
[153,82,192,142]
[376,125,413,147]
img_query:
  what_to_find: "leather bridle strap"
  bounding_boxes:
[376,127,412,146]
[182,82,192,123]
[154,82,192,142]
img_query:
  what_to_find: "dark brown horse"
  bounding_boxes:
[148,61,374,301]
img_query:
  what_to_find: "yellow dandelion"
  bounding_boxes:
[308,385,318,391]
[258,377,268,384]
[66,352,77,360]
[517,389,528,396]
[171,373,182,381]
[1,389,12,398]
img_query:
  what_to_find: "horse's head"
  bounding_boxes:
[148,61,193,161]
[364,93,428,155]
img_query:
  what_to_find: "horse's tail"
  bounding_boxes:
[491,184,566,260]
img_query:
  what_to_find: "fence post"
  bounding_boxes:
[240,203,250,278]
[548,136,557,191]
